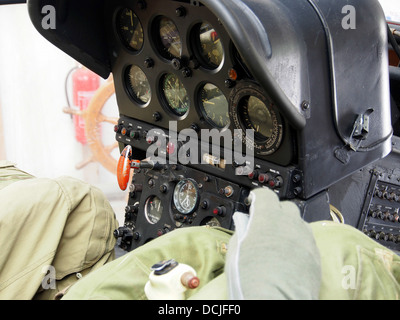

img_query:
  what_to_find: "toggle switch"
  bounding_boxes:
[213,206,226,217]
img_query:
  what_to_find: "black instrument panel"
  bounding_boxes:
[105,0,295,166]
[101,0,399,252]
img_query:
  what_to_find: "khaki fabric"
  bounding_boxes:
[312,221,400,300]
[3,161,397,301]
[0,161,33,190]
[63,227,232,300]
[63,188,400,301]
[0,162,119,300]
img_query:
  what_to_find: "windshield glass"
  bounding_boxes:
[379,0,400,23]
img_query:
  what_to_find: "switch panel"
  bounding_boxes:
[358,171,400,252]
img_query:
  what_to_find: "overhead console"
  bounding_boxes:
[29,0,394,251]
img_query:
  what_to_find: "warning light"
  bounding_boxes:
[228,68,238,81]
[211,31,219,42]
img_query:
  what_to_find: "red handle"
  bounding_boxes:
[117,145,133,191]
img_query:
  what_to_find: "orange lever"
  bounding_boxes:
[117,145,133,191]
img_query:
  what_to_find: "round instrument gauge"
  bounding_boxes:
[161,73,190,117]
[125,65,151,105]
[145,196,163,225]
[192,22,224,69]
[242,96,274,140]
[117,8,144,52]
[230,83,284,156]
[158,17,182,59]
[173,179,200,215]
[199,83,230,128]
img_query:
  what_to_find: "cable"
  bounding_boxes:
[330,205,345,224]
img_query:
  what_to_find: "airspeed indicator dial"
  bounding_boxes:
[117,8,144,52]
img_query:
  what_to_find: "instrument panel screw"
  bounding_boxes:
[182,68,192,78]
[224,79,235,88]
[153,112,162,122]
[138,1,147,10]
[301,100,310,110]
[175,6,186,17]
[144,58,154,68]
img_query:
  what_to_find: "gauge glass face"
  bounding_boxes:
[126,65,151,104]
[145,196,163,224]
[173,179,199,215]
[158,17,182,59]
[232,84,283,156]
[161,73,190,116]
[197,22,224,69]
[199,83,230,128]
[117,8,144,52]
[239,96,274,141]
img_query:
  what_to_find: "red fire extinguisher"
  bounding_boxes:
[71,66,101,145]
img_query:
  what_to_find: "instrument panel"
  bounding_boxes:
[107,0,297,250]
[26,0,395,254]
[105,0,295,167]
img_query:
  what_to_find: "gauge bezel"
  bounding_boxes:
[124,65,152,107]
[159,73,191,119]
[196,82,230,130]
[144,196,163,225]
[115,7,144,53]
[173,178,200,215]
[151,15,183,60]
[189,21,225,71]
[230,82,284,156]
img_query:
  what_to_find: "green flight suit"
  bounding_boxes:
[62,189,400,300]
[1,162,399,300]
[0,161,119,300]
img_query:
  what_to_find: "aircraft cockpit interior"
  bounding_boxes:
[1,0,400,301]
